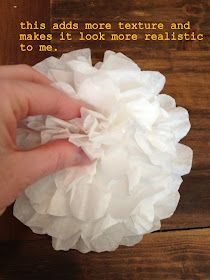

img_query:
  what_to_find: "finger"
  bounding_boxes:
[15,140,91,185]
[1,80,81,121]
[0,64,51,85]
[0,140,91,208]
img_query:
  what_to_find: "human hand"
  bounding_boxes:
[0,64,90,211]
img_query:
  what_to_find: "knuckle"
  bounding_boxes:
[54,151,66,171]
[18,64,31,71]
[42,148,66,176]
[0,80,11,96]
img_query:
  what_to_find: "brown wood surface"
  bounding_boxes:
[0,0,51,65]
[0,0,210,279]
[0,229,210,280]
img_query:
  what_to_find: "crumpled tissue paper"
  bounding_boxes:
[14,48,193,253]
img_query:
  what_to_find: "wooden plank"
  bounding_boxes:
[0,0,51,65]
[51,0,210,55]
[0,0,209,278]
[0,228,210,279]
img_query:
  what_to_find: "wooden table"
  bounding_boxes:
[0,0,210,279]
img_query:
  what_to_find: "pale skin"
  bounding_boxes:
[0,64,90,212]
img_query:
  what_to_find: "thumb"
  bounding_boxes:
[0,140,90,209]
[12,140,90,192]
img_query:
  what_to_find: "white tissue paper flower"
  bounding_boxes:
[14,48,193,253]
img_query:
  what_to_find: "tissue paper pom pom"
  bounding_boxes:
[14,49,193,253]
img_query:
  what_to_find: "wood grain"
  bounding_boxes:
[0,229,210,280]
[51,0,210,53]
[0,0,210,278]
[0,0,51,65]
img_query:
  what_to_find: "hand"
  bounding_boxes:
[0,64,90,211]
